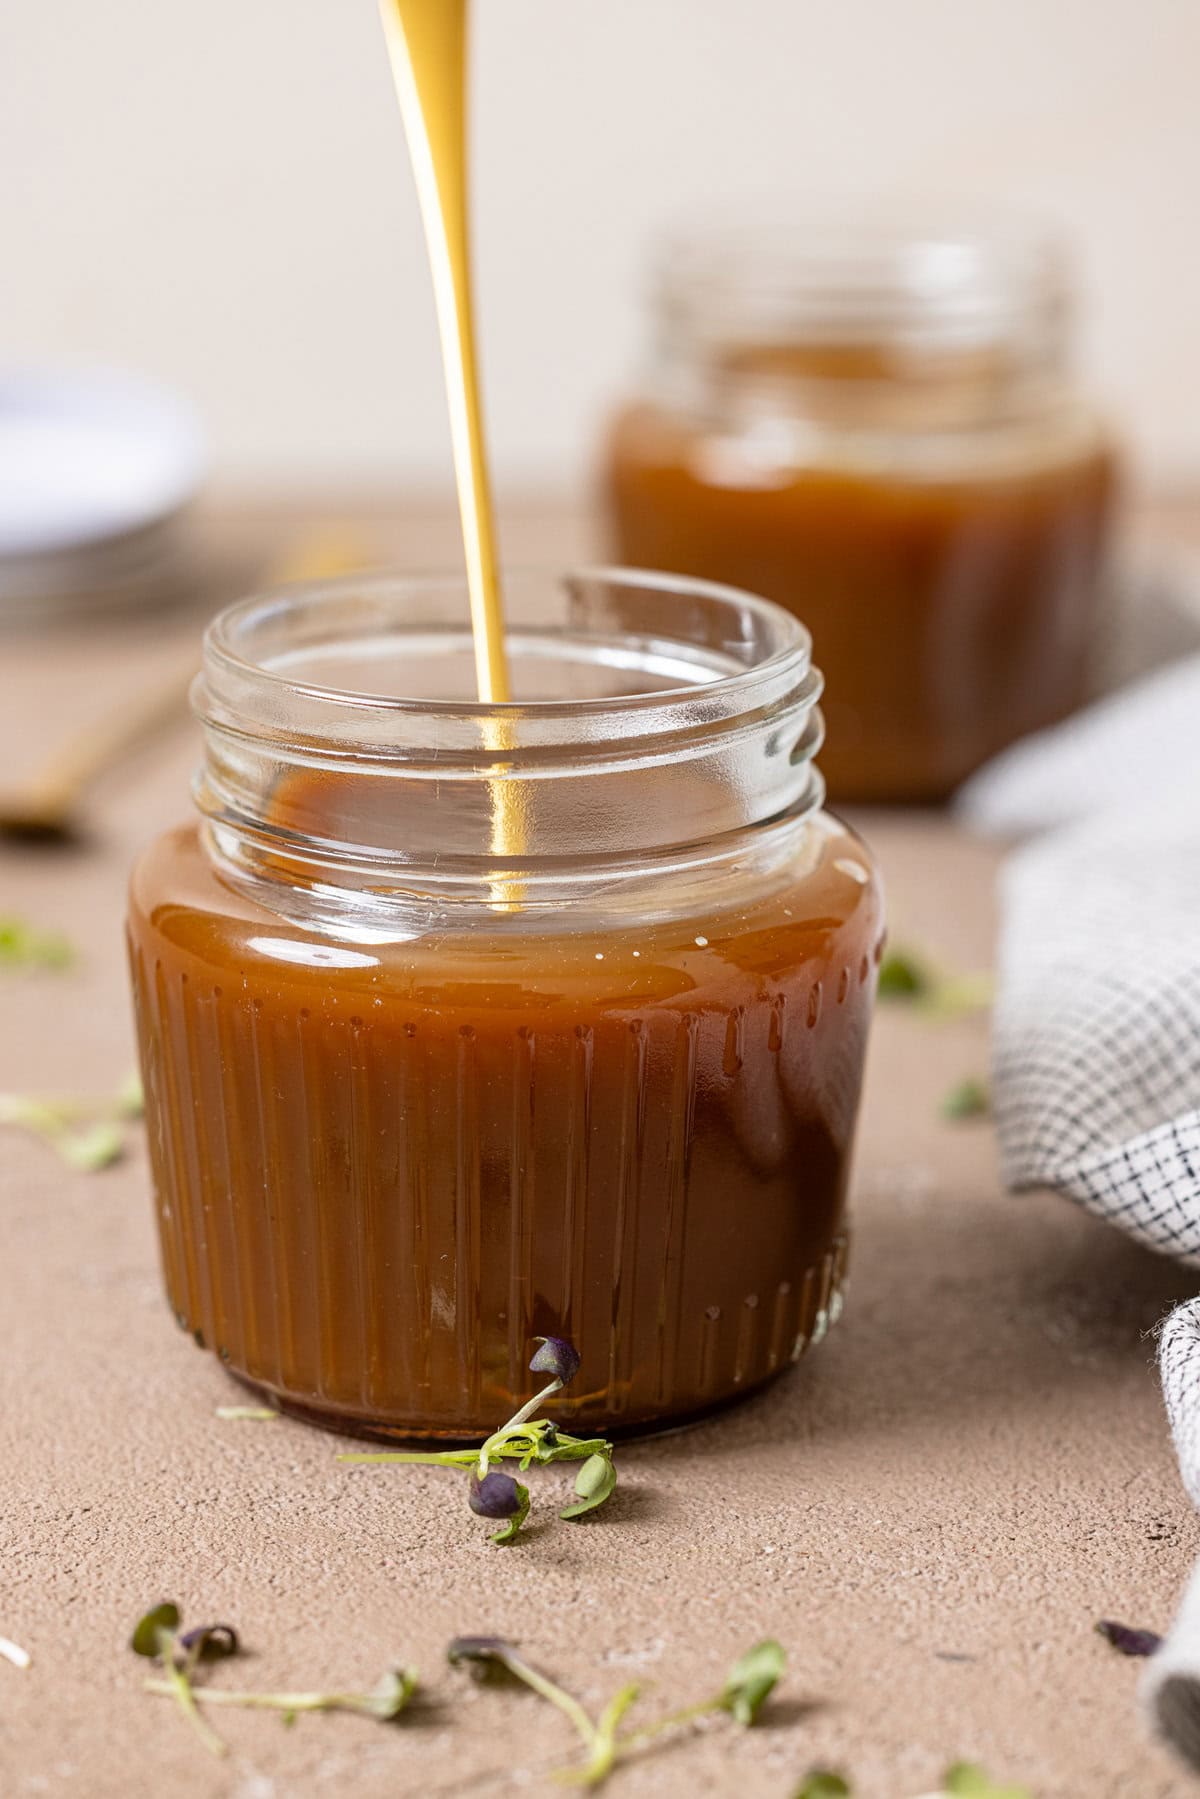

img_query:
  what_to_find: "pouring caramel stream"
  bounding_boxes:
[379,0,510,704]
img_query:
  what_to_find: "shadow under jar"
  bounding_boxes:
[603,215,1119,802]
[127,569,883,1439]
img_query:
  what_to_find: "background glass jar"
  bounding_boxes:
[126,569,883,1439]
[601,214,1119,802]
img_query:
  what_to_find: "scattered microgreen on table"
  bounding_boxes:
[340,1337,617,1544]
[132,1603,240,1757]
[0,1069,143,1171]
[794,1775,851,1799]
[1095,1618,1162,1657]
[448,1635,784,1787]
[878,947,994,1020]
[0,915,74,972]
[937,1765,1034,1798]
[214,1405,279,1422]
[133,1604,416,1754]
[941,1077,990,1122]
[796,1768,1035,1799]
[878,947,932,999]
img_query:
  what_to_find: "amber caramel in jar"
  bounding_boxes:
[603,220,1119,801]
[127,571,882,1438]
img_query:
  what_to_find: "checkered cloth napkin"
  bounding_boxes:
[959,651,1200,1769]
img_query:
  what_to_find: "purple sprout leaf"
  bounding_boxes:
[559,1452,617,1521]
[467,1469,530,1545]
[178,1624,240,1664]
[447,1636,518,1671]
[468,1469,524,1520]
[1096,1619,1162,1658]
[529,1337,582,1387]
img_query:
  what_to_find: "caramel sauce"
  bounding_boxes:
[605,379,1116,802]
[128,816,881,1437]
[380,0,507,700]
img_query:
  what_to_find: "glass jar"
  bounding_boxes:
[602,214,1119,802]
[127,569,883,1439]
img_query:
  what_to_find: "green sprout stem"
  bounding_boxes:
[155,1632,228,1758]
[503,1659,600,1757]
[0,1076,139,1171]
[478,1375,564,1472]
[339,1432,610,1473]
[560,1682,642,1787]
[618,1690,726,1747]
[0,916,74,972]
[454,1638,783,1788]
[339,1340,615,1543]
[142,1675,414,1721]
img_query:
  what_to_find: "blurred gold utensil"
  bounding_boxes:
[0,532,367,843]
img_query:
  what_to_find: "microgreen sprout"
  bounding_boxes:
[935,1766,1033,1799]
[0,1636,31,1670]
[529,1335,582,1385]
[115,1070,145,1118]
[214,1405,278,1422]
[878,948,932,999]
[794,1776,851,1799]
[447,1635,784,1787]
[878,947,994,1020]
[1095,1618,1162,1657]
[143,1666,417,1726]
[134,1603,416,1751]
[0,1070,144,1171]
[0,916,74,972]
[131,1602,239,1757]
[339,1337,617,1544]
[468,1469,531,1544]
[941,1077,990,1122]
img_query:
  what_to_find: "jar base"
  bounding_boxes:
[211,1262,847,1447]
[222,1355,805,1447]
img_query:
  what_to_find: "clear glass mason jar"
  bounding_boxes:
[126,569,883,1439]
[602,214,1120,802]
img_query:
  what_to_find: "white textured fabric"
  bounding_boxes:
[961,650,1200,838]
[959,659,1200,1770]
[991,802,1200,1263]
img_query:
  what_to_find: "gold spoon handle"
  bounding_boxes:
[19,533,368,823]
[24,668,196,813]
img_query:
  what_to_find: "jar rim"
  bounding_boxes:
[194,565,825,888]
[652,201,1070,357]
[199,564,815,746]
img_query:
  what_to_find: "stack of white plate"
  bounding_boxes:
[0,368,206,623]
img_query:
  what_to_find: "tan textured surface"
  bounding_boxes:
[2,501,1198,1799]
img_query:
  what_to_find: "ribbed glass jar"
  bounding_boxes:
[602,212,1119,801]
[127,568,883,1438]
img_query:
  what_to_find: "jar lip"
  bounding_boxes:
[652,201,1071,355]
[201,563,814,728]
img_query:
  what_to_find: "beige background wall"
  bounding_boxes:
[3,1,1197,490]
